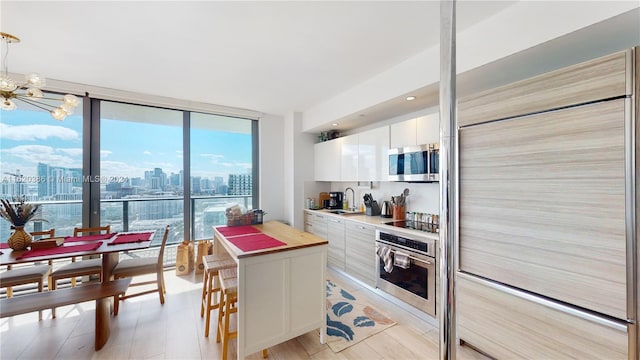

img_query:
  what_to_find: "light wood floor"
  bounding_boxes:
[0,268,487,360]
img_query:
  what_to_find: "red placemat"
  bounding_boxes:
[108,232,153,245]
[17,242,102,260]
[226,233,286,252]
[0,243,8,249]
[216,225,261,237]
[65,233,116,242]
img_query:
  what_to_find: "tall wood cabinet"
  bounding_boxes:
[457,48,636,358]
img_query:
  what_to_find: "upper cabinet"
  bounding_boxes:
[358,126,389,181]
[340,134,359,182]
[390,113,439,148]
[314,138,341,181]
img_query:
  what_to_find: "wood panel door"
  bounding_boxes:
[459,99,627,319]
[457,273,628,359]
[458,50,628,127]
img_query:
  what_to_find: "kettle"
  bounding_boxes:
[380,201,393,218]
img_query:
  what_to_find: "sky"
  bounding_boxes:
[0,106,252,184]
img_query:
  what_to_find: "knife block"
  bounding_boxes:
[365,201,381,216]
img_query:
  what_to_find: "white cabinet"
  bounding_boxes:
[416,113,439,145]
[327,217,345,270]
[358,126,389,181]
[390,113,439,148]
[390,118,416,148]
[314,139,341,181]
[340,134,359,182]
[345,221,376,286]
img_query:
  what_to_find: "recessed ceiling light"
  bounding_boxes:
[406,96,416,101]
[332,123,339,126]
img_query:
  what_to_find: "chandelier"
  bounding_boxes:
[0,32,79,120]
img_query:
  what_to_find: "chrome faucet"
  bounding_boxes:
[345,187,355,211]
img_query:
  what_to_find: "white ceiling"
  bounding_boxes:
[1,1,516,117]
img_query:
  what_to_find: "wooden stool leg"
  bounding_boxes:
[200,271,208,317]
[262,349,268,358]
[204,271,215,337]
[221,294,232,360]
[216,291,225,343]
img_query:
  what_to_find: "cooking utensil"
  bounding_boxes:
[403,188,410,197]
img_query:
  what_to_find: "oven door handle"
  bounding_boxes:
[409,256,432,266]
[379,244,433,265]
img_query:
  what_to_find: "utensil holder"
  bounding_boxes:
[392,206,405,221]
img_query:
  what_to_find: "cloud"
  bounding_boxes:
[143,151,152,155]
[100,150,112,158]
[0,123,79,141]
[57,148,82,156]
[201,153,224,159]
[1,145,80,168]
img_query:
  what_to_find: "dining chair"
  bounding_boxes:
[51,226,109,288]
[0,228,56,321]
[49,226,108,317]
[112,225,169,315]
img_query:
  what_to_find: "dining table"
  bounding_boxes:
[0,230,155,350]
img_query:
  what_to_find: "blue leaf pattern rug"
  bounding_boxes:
[325,280,396,352]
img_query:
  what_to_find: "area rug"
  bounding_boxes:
[325,279,396,352]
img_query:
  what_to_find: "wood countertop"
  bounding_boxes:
[214,220,328,259]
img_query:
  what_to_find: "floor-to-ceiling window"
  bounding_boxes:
[0,94,84,240]
[1,95,258,247]
[99,101,184,246]
[190,112,254,239]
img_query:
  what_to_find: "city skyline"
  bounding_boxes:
[0,107,253,183]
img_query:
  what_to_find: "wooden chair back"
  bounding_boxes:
[30,229,55,240]
[73,225,110,236]
[157,225,170,268]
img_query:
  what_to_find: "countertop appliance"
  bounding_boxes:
[363,193,381,216]
[388,143,439,182]
[327,192,343,209]
[376,228,436,316]
[380,201,393,218]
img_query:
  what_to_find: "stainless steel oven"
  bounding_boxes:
[375,227,436,316]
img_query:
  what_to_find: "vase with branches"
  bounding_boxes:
[0,197,46,250]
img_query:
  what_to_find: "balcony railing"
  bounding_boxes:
[0,195,253,247]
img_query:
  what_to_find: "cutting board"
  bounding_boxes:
[318,192,330,208]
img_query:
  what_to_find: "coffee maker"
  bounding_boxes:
[328,192,344,209]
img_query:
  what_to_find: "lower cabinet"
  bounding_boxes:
[327,218,345,270]
[304,212,327,239]
[345,221,376,287]
[457,273,629,359]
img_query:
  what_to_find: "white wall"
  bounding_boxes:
[283,112,319,229]
[259,114,286,223]
[302,1,639,132]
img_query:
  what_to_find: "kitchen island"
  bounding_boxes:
[213,221,328,359]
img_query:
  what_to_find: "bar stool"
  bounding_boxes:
[200,254,235,337]
[216,267,268,360]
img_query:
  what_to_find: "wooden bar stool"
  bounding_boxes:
[200,254,235,337]
[216,267,267,360]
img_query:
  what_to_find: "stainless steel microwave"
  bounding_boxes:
[388,144,439,182]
